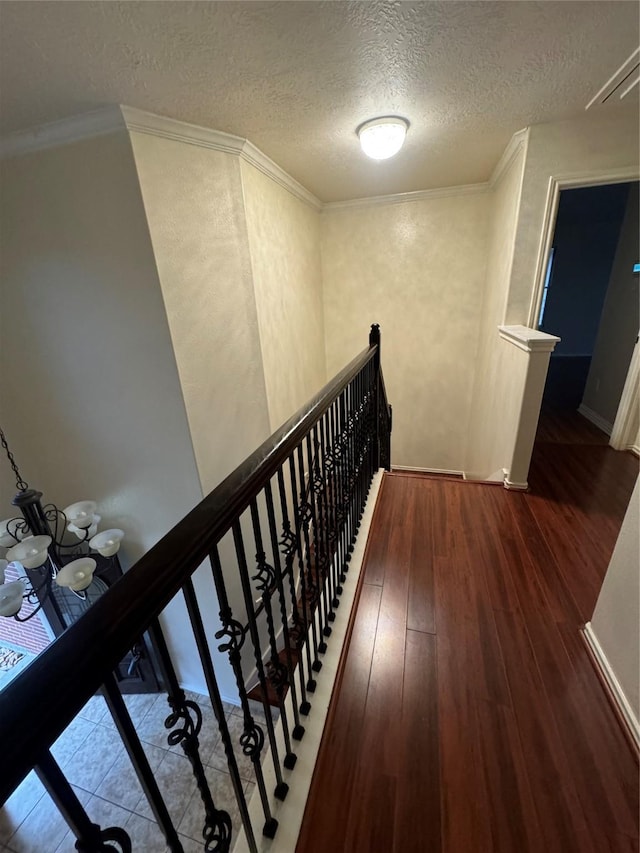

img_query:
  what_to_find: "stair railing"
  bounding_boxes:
[0,325,392,853]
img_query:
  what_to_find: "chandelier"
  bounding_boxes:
[0,428,124,622]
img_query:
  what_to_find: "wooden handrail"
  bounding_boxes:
[0,342,377,802]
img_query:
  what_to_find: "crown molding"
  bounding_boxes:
[120,105,245,156]
[1,104,322,211]
[121,106,322,210]
[0,106,125,159]
[489,128,528,188]
[240,140,321,210]
[323,181,489,212]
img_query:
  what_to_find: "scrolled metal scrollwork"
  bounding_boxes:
[215,614,247,655]
[266,657,289,693]
[251,551,276,594]
[164,691,233,853]
[239,720,265,761]
[164,691,203,748]
[202,813,233,853]
[74,824,132,853]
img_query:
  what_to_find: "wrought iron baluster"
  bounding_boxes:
[330,398,346,592]
[101,672,183,852]
[248,497,298,768]
[296,443,327,656]
[312,423,336,624]
[231,520,289,808]
[305,433,332,643]
[343,381,356,564]
[36,750,132,852]
[319,414,340,614]
[263,479,306,734]
[206,548,277,843]
[148,617,236,853]
[288,453,322,677]
[277,465,314,704]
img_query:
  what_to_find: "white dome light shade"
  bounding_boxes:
[63,501,97,529]
[55,557,97,591]
[68,515,101,540]
[0,580,26,617]
[89,529,124,558]
[6,535,52,569]
[357,116,409,160]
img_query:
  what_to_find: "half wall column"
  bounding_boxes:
[498,324,560,490]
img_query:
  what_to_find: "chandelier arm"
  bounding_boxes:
[13,596,46,622]
[2,516,26,546]
[10,570,51,622]
[42,505,73,549]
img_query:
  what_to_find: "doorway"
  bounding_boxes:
[535,181,639,445]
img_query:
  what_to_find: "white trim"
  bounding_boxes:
[322,181,488,212]
[498,324,560,353]
[583,622,640,751]
[527,166,640,329]
[610,339,640,451]
[1,105,323,211]
[320,127,529,212]
[232,470,385,853]
[503,477,528,491]
[0,105,125,159]
[628,444,640,458]
[121,107,322,211]
[240,140,321,210]
[489,129,528,188]
[578,403,613,436]
[392,465,464,477]
[121,105,246,156]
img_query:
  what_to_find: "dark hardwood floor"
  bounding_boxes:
[296,418,639,853]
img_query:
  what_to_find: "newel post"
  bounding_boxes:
[369,324,381,469]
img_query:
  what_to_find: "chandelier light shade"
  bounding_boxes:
[55,558,97,592]
[5,536,52,570]
[89,529,125,557]
[357,116,409,160]
[0,427,125,623]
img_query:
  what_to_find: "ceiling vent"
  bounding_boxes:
[586,47,640,110]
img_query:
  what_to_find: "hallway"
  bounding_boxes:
[297,437,639,851]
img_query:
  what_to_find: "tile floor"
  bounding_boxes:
[0,691,270,852]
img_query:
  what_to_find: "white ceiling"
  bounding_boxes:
[0,1,638,202]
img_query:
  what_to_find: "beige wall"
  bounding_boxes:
[0,133,237,695]
[130,133,272,495]
[0,132,201,553]
[466,136,528,479]
[508,110,640,325]
[240,160,326,432]
[321,192,490,471]
[591,477,640,721]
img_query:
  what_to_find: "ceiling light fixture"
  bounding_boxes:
[357,116,409,160]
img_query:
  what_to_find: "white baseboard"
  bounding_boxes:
[392,465,464,477]
[232,470,385,853]
[582,622,640,752]
[504,478,528,491]
[578,404,613,436]
[627,444,640,458]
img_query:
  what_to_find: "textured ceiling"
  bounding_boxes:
[0,1,638,202]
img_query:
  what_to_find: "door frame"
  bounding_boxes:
[527,165,640,449]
